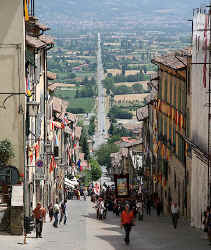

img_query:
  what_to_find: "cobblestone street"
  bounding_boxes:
[1,199,211,250]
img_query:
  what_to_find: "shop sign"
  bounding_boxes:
[11,185,23,207]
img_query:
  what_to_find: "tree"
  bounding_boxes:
[80,128,90,160]
[88,116,96,136]
[96,143,119,170]
[89,158,102,181]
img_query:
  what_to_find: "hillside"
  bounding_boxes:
[36,0,200,21]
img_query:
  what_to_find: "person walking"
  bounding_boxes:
[121,203,135,245]
[136,199,144,221]
[59,199,67,224]
[171,202,179,229]
[53,200,60,227]
[48,203,54,222]
[33,202,46,238]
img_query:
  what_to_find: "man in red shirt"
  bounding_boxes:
[121,203,135,245]
[33,202,46,238]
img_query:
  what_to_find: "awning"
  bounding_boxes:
[64,180,74,189]
[64,178,78,188]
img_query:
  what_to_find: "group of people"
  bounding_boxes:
[32,199,68,238]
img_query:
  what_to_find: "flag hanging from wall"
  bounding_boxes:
[24,0,29,21]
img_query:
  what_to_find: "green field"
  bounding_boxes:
[68,97,95,113]
[55,88,76,99]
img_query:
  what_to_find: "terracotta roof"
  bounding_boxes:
[39,35,54,45]
[26,35,46,49]
[75,127,82,139]
[48,83,57,92]
[136,106,148,122]
[47,71,56,80]
[152,54,187,70]
[52,97,63,113]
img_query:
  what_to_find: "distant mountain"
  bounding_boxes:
[36,0,201,21]
[35,0,202,32]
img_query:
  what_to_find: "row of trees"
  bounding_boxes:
[88,116,96,136]
[108,105,133,119]
[103,76,150,96]
[111,72,148,83]
[112,84,150,95]
[75,76,97,98]
[79,126,102,185]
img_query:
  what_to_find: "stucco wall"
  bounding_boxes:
[191,12,210,228]
[0,1,25,174]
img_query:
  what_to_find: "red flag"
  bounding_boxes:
[49,157,53,173]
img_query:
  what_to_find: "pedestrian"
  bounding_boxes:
[48,203,54,222]
[53,200,60,228]
[59,199,67,224]
[171,202,179,229]
[83,189,88,200]
[32,202,46,238]
[77,189,81,200]
[121,203,135,245]
[136,199,144,221]
[146,197,152,216]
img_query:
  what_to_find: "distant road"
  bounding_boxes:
[93,33,107,150]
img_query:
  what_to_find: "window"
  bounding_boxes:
[182,84,186,113]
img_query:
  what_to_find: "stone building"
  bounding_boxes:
[139,50,192,218]
[190,6,211,228]
[0,0,26,234]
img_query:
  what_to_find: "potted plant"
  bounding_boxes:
[0,139,15,166]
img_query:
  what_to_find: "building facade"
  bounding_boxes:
[190,6,211,228]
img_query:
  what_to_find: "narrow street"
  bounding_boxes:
[93,33,107,150]
[2,200,211,250]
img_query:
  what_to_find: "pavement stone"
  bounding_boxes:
[0,199,211,250]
